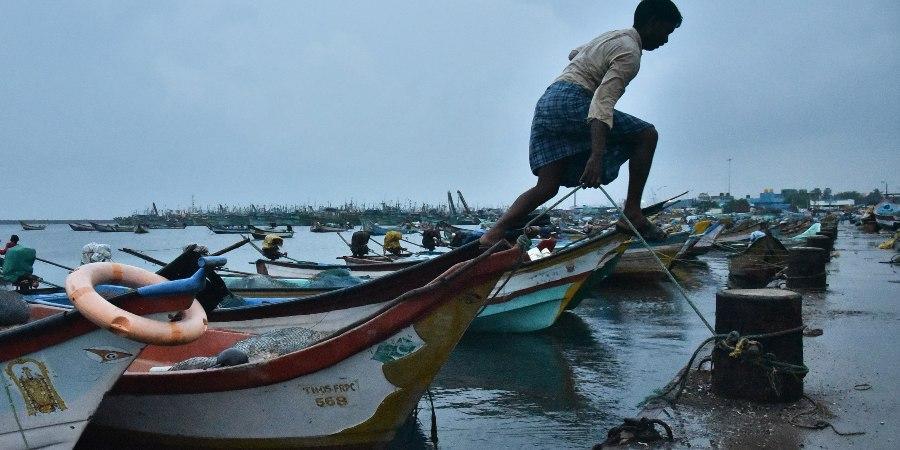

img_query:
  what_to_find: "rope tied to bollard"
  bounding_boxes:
[644,325,813,406]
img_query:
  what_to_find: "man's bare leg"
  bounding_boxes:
[621,127,658,225]
[479,160,566,245]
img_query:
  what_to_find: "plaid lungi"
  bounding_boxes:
[529,80,653,187]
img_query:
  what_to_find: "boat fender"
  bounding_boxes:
[215,348,249,367]
[65,262,208,345]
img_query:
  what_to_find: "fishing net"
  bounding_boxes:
[168,326,331,371]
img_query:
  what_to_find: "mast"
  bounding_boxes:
[456,190,472,215]
[447,191,458,217]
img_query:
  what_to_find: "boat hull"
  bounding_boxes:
[84,252,513,448]
[257,259,407,279]
[0,315,159,450]
[470,234,628,333]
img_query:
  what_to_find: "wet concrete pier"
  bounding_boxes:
[403,223,899,448]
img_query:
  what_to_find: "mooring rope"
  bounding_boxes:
[597,186,716,334]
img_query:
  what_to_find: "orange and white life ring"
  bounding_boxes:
[65,262,207,345]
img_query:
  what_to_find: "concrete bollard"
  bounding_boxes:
[805,235,833,260]
[785,247,828,290]
[712,289,804,403]
[818,225,837,240]
[728,255,784,289]
[861,220,878,233]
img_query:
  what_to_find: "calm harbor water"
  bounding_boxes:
[3,223,897,448]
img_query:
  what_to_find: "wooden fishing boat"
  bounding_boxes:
[27,244,485,317]
[683,222,725,256]
[82,247,521,448]
[257,258,421,279]
[206,224,251,234]
[470,228,630,333]
[68,222,94,231]
[339,253,425,264]
[727,234,789,288]
[19,222,45,231]
[146,223,187,229]
[249,225,294,240]
[611,231,700,278]
[715,220,762,243]
[361,221,418,236]
[309,223,352,233]
[90,222,134,232]
[0,262,210,449]
[875,197,900,230]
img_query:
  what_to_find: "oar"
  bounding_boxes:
[211,237,251,256]
[37,278,65,289]
[119,248,166,266]
[400,237,428,250]
[367,237,398,259]
[335,232,352,248]
[35,257,75,272]
[242,234,308,265]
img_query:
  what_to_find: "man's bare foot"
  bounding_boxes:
[616,212,667,241]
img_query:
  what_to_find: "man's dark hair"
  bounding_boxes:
[10,235,19,242]
[634,0,682,28]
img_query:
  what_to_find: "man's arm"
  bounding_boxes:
[579,47,640,188]
[579,120,610,187]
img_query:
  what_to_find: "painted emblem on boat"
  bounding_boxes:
[5,358,67,415]
[84,347,134,363]
[566,261,576,273]
[370,336,418,363]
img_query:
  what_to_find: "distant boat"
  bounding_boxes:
[206,224,251,234]
[69,222,95,231]
[90,222,134,232]
[249,225,294,240]
[875,197,899,230]
[147,223,187,229]
[20,221,46,231]
[134,224,149,234]
[310,223,352,233]
[256,257,419,279]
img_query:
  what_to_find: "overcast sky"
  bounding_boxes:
[2,1,898,218]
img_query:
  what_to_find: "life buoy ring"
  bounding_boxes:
[65,262,207,345]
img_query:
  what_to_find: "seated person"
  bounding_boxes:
[2,243,36,284]
[383,230,406,256]
[261,234,287,260]
[350,231,371,257]
[421,226,445,251]
[0,234,18,256]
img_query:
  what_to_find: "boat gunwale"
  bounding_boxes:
[111,247,522,395]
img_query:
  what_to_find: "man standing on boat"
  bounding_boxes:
[481,0,681,246]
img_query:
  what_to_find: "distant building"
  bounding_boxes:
[810,199,855,210]
[669,199,695,209]
[749,188,791,211]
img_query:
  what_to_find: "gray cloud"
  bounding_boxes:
[1,1,897,218]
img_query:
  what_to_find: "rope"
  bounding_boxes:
[786,394,865,436]
[644,325,810,405]
[598,186,715,334]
